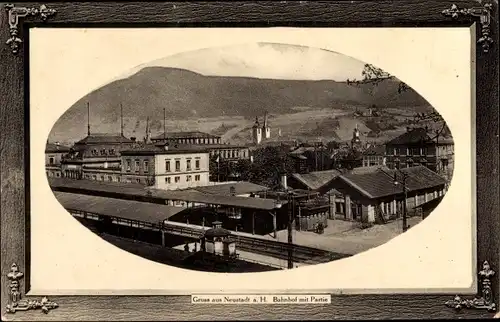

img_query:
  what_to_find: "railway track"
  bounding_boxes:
[163,222,349,264]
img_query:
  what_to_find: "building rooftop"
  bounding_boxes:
[191,182,268,196]
[386,127,454,146]
[338,165,446,199]
[291,169,343,191]
[45,142,71,153]
[363,144,386,156]
[53,191,184,224]
[48,178,281,210]
[151,131,220,140]
[120,143,210,155]
[75,133,134,145]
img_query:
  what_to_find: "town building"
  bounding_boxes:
[120,143,210,190]
[151,131,222,145]
[45,141,71,178]
[362,144,386,167]
[61,133,135,181]
[151,131,250,161]
[319,165,446,223]
[384,127,454,181]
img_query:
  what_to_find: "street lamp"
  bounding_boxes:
[393,171,409,232]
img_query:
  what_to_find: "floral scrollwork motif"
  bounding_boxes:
[4,4,56,54]
[5,263,58,314]
[442,2,494,53]
[445,261,497,313]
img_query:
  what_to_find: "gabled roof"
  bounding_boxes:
[45,143,71,153]
[75,133,134,145]
[338,165,446,199]
[386,128,431,146]
[291,169,343,191]
[151,131,220,140]
[363,144,386,156]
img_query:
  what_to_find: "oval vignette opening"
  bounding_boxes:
[45,42,454,273]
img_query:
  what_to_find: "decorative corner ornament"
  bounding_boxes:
[445,261,496,313]
[4,3,56,54]
[442,2,494,53]
[5,263,58,314]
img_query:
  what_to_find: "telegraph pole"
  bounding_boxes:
[287,191,294,269]
[394,171,410,233]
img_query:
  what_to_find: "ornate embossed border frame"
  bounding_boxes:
[0,1,498,320]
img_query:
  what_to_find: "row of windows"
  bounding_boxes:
[165,175,201,184]
[209,149,247,159]
[85,174,121,182]
[91,149,116,156]
[165,158,200,172]
[125,159,149,172]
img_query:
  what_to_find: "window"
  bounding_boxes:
[92,149,98,155]
[393,148,397,155]
[126,160,131,172]
[406,148,410,156]
[92,175,97,180]
[195,175,201,181]
[100,175,105,181]
[186,175,192,182]
[136,178,141,183]
[109,149,115,155]
[165,160,171,172]
[100,149,107,155]
[195,159,200,170]
[175,176,180,183]
[186,159,192,171]
[108,176,112,182]
[56,173,60,177]
[135,160,140,172]
[49,157,54,165]
[165,177,171,184]
[117,177,121,182]
[144,160,149,173]
[175,160,181,172]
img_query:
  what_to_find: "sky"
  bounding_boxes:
[117,42,368,81]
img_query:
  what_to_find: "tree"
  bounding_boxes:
[347,63,449,139]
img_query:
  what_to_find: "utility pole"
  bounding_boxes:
[287,191,294,269]
[394,171,409,233]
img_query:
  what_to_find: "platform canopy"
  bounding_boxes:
[53,191,185,224]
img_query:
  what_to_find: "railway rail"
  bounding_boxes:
[162,221,349,264]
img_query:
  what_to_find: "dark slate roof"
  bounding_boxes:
[204,227,231,238]
[339,165,446,199]
[53,191,184,224]
[48,178,281,210]
[291,170,342,191]
[75,133,134,145]
[192,182,268,196]
[385,128,431,145]
[151,131,220,140]
[45,143,71,153]
[120,143,209,155]
[363,144,386,156]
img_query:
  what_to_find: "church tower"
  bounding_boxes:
[351,124,362,148]
[262,112,271,139]
[252,116,262,145]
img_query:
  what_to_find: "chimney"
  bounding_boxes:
[164,145,169,151]
[281,174,288,190]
